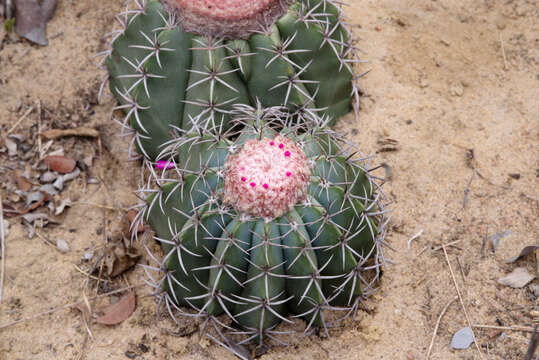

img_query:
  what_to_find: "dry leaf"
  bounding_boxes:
[2,203,20,218]
[44,155,76,174]
[54,198,72,216]
[506,245,539,263]
[498,267,535,288]
[41,127,99,139]
[23,191,47,213]
[104,243,141,278]
[13,170,32,192]
[14,0,58,46]
[96,291,136,325]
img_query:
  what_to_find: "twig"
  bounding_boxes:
[499,31,508,71]
[0,283,144,330]
[432,239,462,252]
[472,324,537,333]
[37,100,43,159]
[6,106,34,135]
[443,245,484,359]
[407,229,424,250]
[71,202,126,212]
[34,230,63,253]
[73,264,102,281]
[0,194,5,303]
[525,327,539,360]
[426,296,458,360]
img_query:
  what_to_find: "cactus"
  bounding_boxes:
[102,0,363,160]
[135,104,388,348]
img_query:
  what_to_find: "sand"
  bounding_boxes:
[0,0,537,359]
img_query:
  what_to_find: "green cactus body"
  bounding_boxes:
[138,106,387,343]
[104,0,361,160]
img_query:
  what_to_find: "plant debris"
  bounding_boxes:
[41,127,100,139]
[14,0,58,46]
[506,245,539,263]
[489,230,512,252]
[96,291,136,325]
[103,243,141,278]
[498,267,535,288]
[44,155,76,174]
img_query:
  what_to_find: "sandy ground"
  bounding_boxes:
[0,0,538,359]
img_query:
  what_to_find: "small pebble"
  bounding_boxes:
[451,327,474,350]
[83,250,95,261]
[56,239,70,253]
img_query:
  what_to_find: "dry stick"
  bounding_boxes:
[499,31,508,71]
[442,245,485,359]
[0,283,144,330]
[472,324,536,333]
[525,327,539,360]
[37,100,43,159]
[431,239,462,252]
[0,195,5,303]
[426,296,458,360]
[71,201,126,212]
[6,106,34,135]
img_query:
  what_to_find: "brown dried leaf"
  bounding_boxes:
[96,291,136,325]
[14,0,57,46]
[498,267,535,288]
[13,170,32,192]
[44,155,76,174]
[14,0,47,45]
[41,127,99,139]
[2,203,21,218]
[104,243,141,278]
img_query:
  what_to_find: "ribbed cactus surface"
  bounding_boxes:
[103,0,362,160]
[136,105,387,345]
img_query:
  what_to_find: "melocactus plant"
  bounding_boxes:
[102,0,363,160]
[135,105,388,350]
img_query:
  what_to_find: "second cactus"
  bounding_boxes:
[104,0,361,160]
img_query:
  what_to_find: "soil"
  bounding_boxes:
[0,1,538,359]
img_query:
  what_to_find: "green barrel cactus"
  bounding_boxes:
[101,0,363,160]
[135,104,387,348]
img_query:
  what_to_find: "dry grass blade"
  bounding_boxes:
[6,106,34,135]
[442,245,484,359]
[524,327,539,360]
[426,296,458,360]
[472,324,537,333]
[0,194,5,303]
